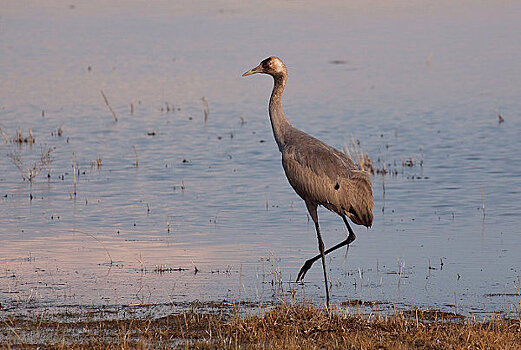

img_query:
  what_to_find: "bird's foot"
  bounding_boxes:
[296,259,314,283]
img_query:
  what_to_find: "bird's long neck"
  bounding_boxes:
[269,73,291,152]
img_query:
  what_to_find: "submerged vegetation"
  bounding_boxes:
[8,146,54,182]
[1,302,520,349]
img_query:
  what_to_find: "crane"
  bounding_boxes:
[243,56,373,305]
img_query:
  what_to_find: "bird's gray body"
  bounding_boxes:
[281,128,373,227]
[243,56,373,305]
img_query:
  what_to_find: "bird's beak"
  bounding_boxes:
[242,64,262,77]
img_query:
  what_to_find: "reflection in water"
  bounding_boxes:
[1,1,521,317]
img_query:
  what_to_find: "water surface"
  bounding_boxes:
[1,0,521,317]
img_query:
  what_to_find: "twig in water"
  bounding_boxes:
[481,186,485,218]
[101,89,118,122]
[496,110,504,124]
[72,152,77,198]
[73,229,113,266]
[16,127,23,143]
[201,96,209,125]
[132,145,139,167]
[0,125,8,143]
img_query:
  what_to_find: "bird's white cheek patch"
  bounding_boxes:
[272,60,284,72]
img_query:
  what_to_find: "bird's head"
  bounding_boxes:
[242,56,286,77]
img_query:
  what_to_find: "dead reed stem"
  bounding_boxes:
[202,96,209,125]
[72,152,77,198]
[101,90,118,122]
[343,137,374,174]
[132,145,139,167]
[0,125,9,143]
[17,127,23,143]
[481,185,485,218]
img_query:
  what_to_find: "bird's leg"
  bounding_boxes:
[315,221,330,306]
[305,202,330,306]
[296,214,356,283]
[296,239,352,283]
[341,214,357,255]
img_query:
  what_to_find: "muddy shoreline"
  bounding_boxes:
[2,301,520,349]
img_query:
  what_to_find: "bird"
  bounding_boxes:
[242,56,374,306]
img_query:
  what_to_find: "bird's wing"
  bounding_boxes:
[281,129,373,226]
[281,138,349,209]
[281,130,373,226]
[283,131,355,183]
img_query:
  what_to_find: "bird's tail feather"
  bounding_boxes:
[344,170,374,228]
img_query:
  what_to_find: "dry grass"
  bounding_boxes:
[343,138,426,177]
[1,302,519,349]
[343,138,375,174]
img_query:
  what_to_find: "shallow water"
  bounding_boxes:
[1,1,521,317]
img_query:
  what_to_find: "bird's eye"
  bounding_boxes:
[261,58,271,68]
